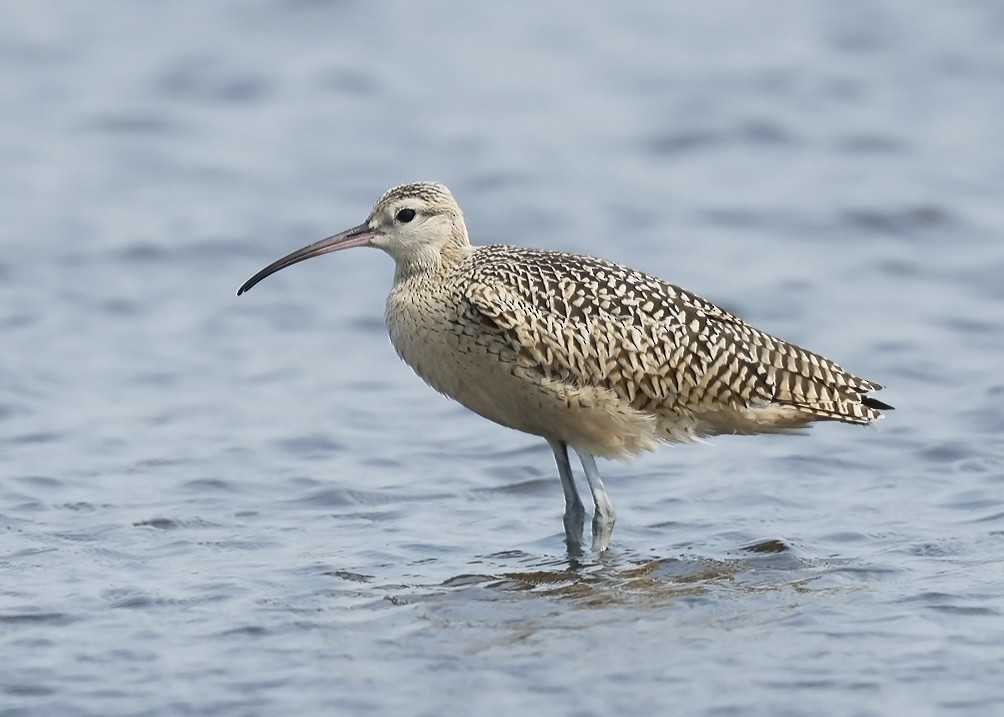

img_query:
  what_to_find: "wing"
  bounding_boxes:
[462,246,890,428]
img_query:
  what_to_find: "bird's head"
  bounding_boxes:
[237,181,469,296]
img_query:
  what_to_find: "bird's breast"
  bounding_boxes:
[384,277,486,400]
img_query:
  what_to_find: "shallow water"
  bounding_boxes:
[3,1,1004,715]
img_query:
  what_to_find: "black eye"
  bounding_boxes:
[395,208,416,223]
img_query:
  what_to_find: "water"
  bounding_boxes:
[3,1,1004,715]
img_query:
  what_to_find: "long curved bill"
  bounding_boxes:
[237,222,374,296]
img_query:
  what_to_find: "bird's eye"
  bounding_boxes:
[395,208,416,223]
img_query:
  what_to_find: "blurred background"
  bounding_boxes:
[2,2,1003,715]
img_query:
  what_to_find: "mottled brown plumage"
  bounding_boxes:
[239,181,891,551]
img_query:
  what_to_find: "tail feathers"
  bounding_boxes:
[776,392,892,425]
[770,372,893,426]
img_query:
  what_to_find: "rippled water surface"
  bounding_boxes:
[3,2,1004,715]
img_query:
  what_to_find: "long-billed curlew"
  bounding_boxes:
[238,182,891,551]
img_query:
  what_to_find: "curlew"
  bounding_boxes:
[238,182,891,552]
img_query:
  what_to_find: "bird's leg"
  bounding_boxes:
[575,451,616,552]
[547,438,585,550]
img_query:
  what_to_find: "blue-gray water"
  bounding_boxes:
[3,2,1004,715]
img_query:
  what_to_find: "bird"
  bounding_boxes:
[238,181,891,552]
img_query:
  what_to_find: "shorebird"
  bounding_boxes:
[238,182,891,551]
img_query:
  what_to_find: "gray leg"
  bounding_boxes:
[575,451,616,552]
[547,438,585,549]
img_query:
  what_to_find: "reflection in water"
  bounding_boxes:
[430,540,816,609]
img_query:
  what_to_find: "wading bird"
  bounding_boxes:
[238,182,891,551]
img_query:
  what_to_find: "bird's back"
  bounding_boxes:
[453,245,890,447]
